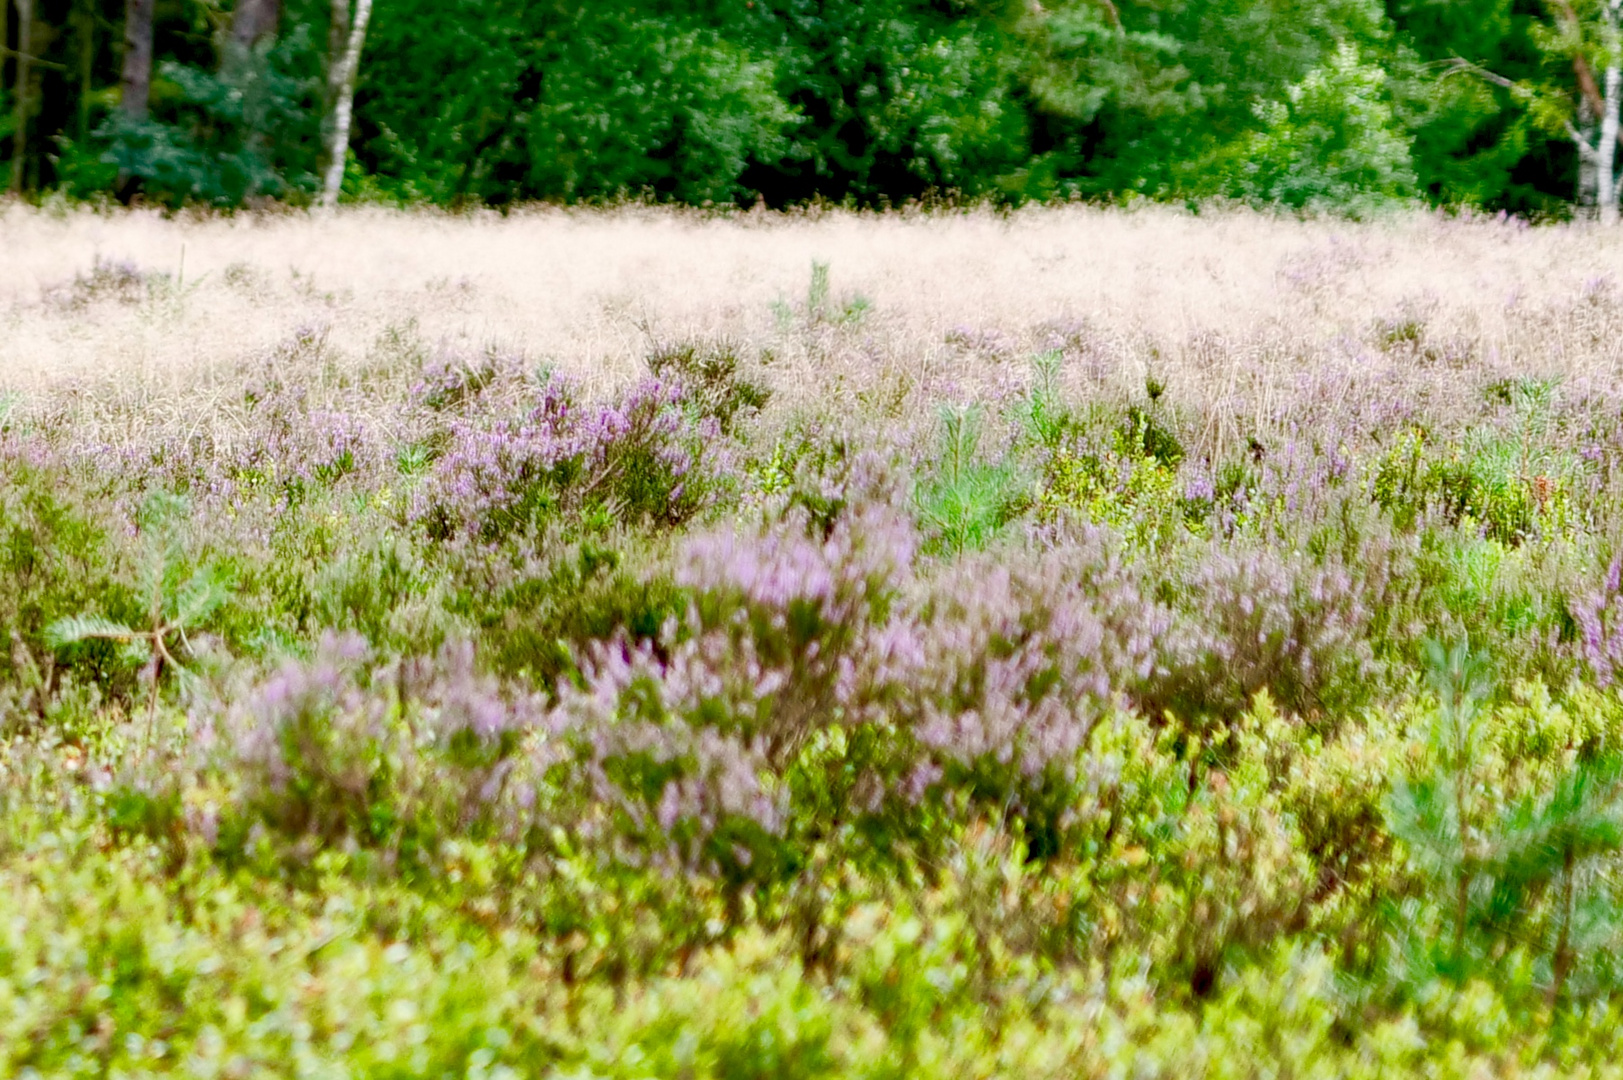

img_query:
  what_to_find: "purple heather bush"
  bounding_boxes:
[411,347,503,412]
[63,363,388,528]
[1142,537,1383,725]
[412,374,729,545]
[897,547,1160,854]
[203,632,541,860]
[540,489,1168,879]
[537,635,790,878]
[534,493,919,878]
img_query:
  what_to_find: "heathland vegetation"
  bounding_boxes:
[6,205,1623,1072]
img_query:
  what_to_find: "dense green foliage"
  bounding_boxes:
[13,238,1623,1069]
[0,0,1610,213]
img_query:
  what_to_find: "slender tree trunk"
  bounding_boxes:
[115,0,155,200]
[327,0,348,96]
[1554,0,1623,219]
[317,0,349,182]
[10,0,32,194]
[231,0,281,50]
[1579,95,1600,217]
[120,0,154,120]
[76,0,94,141]
[1604,2,1623,225]
[1601,61,1621,226]
[320,0,370,209]
[2,0,9,180]
[222,0,281,202]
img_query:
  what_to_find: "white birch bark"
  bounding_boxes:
[1600,60,1621,225]
[1578,94,1599,216]
[1563,2,1623,223]
[1602,1,1623,225]
[320,0,371,210]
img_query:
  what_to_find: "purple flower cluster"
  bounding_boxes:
[535,501,916,871]
[538,502,1166,874]
[413,375,726,544]
[905,551,1158,788]
[1143,538,1385,722]
[205,632,541,848]
[68,366,385,521]
[1573,560,1623,688]
[411,349,501,412]
[541,637,788,870]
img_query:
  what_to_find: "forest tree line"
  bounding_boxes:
[2,0,1622,216]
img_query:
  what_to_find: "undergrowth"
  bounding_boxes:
[10,322,1623,1075]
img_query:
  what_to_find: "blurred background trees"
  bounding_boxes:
[0,0,1616,215]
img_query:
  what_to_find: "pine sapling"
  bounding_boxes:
[45,493,232,747]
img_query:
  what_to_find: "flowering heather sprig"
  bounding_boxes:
[538,504,1171,872]
[413,376,585,542]
[526,503,923,876]
[40,256,155,310]
[1573,560,1623,688]
[678,502,918,754]
[897,533,1153,811]
[214,631,387,842]
[1143,539,1380,722]
[541,635,787,873]
[530,503,908,843]
[68,370,385,516]
[413,375,728,544]
[207,632,542,848]
[411,348,502,412]
[400,638,542,742]
[945,325,1016,358]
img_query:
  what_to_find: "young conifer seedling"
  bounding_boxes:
[45,492,232,749]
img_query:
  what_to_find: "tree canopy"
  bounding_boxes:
[0,0,1613,215]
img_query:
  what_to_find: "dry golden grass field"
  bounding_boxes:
[7,205,1623,435]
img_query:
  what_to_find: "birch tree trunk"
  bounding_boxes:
[1601,60,1621,225]
[10,0,32,193]
[317,0,349,184]
[320,0,371,210]
[1562,0,1623,223]
[326,0,349,106]
[1579,95,1600,216]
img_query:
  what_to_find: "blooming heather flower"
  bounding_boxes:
[413,375,728,544]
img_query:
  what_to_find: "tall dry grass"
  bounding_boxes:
[5,203,1623,453]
